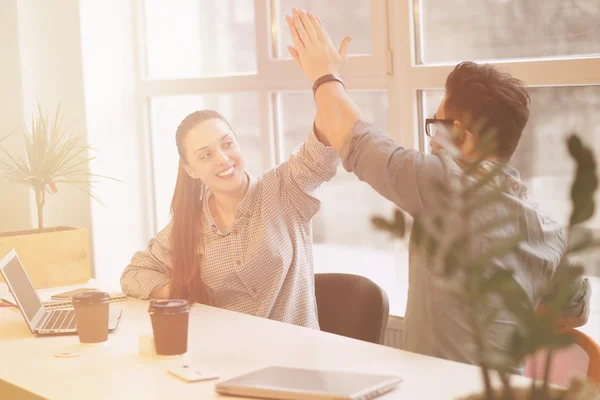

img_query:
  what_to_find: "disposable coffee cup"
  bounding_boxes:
[72,291,110,344]
[148,299,190,356]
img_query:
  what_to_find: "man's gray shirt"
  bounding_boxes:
[339,120,591,365]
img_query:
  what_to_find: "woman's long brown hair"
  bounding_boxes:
[169,110,233,304]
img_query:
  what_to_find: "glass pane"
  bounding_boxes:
[418,0,600,64]
[277,90,409,316]
[420,86,600,233]
[150,93,262,229]
[144,0,256,79]
[273,0,372,58]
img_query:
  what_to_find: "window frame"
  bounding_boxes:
[388,0,600,152]
[134,0,394,235]
[132,0,600,293]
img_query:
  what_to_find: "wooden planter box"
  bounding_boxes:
[0,226,91,289]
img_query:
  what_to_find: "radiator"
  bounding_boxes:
[384,315,404,349]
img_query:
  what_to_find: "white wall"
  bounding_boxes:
[0,0,32,233]
[16,0,93,235]
[0,0,150,286]
[79,0,152,286]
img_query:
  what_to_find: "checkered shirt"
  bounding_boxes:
[120,129,340,329]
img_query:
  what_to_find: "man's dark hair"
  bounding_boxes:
[444,61,531,161]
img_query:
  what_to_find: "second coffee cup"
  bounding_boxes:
[148,299,190,356]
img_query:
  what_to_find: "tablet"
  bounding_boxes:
[215,366,402,400]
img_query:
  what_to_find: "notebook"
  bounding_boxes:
[44,292,127,309]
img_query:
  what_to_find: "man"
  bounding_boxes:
[284,9,590,365]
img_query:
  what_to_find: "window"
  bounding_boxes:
[398,0,600,253]
[273,0,373,57]
[417,0,600,64]
[275,89,409,315]
[137,1,600,320]
[144,0,257,78]
[404,0,600,335]
[277,90,394,249]
[138,1,401,313]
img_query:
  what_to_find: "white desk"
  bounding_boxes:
[0,284,531,399]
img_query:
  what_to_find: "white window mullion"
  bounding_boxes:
[387,0,420,149]
[133,0,158,237]
[369,0,390,76]
[255,0,277,171]
[497,58,600,87]
[261,0,389,81]
[139,75,260,97]
[403,58,600,91]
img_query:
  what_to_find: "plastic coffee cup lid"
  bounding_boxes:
[148,299,190,315]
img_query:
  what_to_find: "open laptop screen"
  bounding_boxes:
[1,251,43,321]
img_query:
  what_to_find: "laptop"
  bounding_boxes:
[0,248,122,336]
[215,366,402,400]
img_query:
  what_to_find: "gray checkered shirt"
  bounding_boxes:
[120,130,340,329]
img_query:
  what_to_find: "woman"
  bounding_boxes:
[120,110,339,329]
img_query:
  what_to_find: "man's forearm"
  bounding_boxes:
[314,81,363,151]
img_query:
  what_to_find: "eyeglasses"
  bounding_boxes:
[425,118,454,138]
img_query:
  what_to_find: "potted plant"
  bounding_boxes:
[0,102,117,288]
[373,126,600,399]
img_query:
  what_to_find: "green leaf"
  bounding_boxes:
[480,307,502,329]
[489,272,534,326]
[393,209,406,237]
[0,174,36,189]
[466,184,510,215]
[507,330,531,363]
[90,173,121,182]
[479,269,515,294]
[481,350,516,371]
[371,216,395,234]
[443,237,465,277]
[567,135,598,226]
[566,228,600,254]
[470,215,520,239]
[470,234,524,271]
[542,264,585,312]
[553,332,576,349]
[412,217,426,246]
[0,102,117,214]
[432,180,450,198]
[372,214,407,239]
[0,131,14,145]
[569,238,600,254]
[426,235,440,259]
[463,163,507,198]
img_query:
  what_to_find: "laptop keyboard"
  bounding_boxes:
[40,309,77,331]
